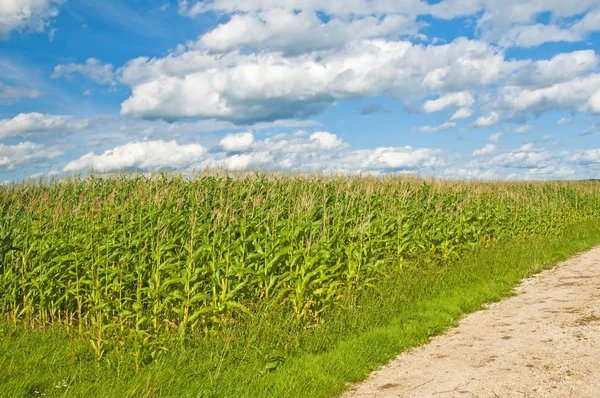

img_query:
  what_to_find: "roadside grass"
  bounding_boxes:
[1,219,599,398]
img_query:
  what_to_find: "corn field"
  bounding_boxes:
[1,173,599,366]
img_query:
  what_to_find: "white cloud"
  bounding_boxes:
[0,115,320,156]
[193,10,420,54]
[436,0,596,22]
[0,141,61,171]
[419,121,456,133]
[461,143,569,180]
[492,7,600,49]
[520,143,534,151]
[472,143,496,156]
[471,1,598,48]
[119,37,521,124]
[487,132,502,143]
[582,124,599,136]
[514,125,533,134]
[0,112,90,139]
[309,131,343,150]
[93,4,600,128]
[0,0,64,38]
[498,74,600,116]
[62,140,207,173]
[422,92,474,113]
[557,117,571,125]
[219,131,255,152]
[471,145,553,169]
[473,111,501,127]
[0,83,41,104]
[449,107,474,121]
[587,90,600,113]
[569,149,600,165]
[498,24,581,48]
[201,151,273,171]
[510,50,599,88]
[344,146,443,171]
[178,0,428,18]
[62,130,443,175]
[443,167,499,180]
[420,42,523,92]
[52,58,116,85]
[571,8,600,36]
[180,0,596,24]
[180,0,600,53]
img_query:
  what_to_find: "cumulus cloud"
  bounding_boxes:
[310,131,344,150]
[487,132,502,143]
[180,0,596,24]
[62,130,442,175]
[498,24,581,48]
[0,83,42,104]
[446,51,600,126]
[570,7,600,36]
[581,124,599,136]
[0,141,61,171]
[471,0,598,48]
[343,146,443,172]
[0,0,64,38]
[497,74,600,116]
[449,107,474,121]
[510,50,599,88]
[492,7,600,49]
[473,112,501,128]
[419,121,456,133]
[63,140,207,173]
[557,117,572,125]
[52,58,116,85]
[587,90,600,113]
[446,142,586,180]
[0,112,90,139]
[119,38,520,124]
[569,149,600,165]
[472,143,496,156]
[180,0,600,52]
[470,143,554,170]
[514,125,533,134]
[219,131,255,152]
[193,10,420,55]
[201,151,274,171]
[178,0,428,18]
[422,92,474,113]
[42,5,600,128]
[104,6,600,127]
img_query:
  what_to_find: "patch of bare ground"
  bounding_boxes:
[342,247,600,398]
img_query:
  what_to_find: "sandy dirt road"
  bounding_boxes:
[342,246,600,398]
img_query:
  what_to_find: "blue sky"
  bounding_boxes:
[1,0,600,182]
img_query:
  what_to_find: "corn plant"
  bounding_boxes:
[1,172,599,366]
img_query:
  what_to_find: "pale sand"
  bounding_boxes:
[342,246,600,398]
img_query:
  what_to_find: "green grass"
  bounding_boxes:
[1,217,599,398]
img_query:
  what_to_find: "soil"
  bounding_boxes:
[342,246,600,397]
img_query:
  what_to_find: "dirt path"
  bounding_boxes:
[342,246,600,398]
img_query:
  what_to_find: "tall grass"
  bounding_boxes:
[1,172,599,368]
